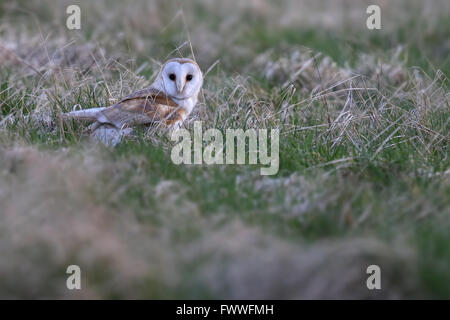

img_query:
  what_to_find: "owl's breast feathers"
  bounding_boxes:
[97,88,184,129]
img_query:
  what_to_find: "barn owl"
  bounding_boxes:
[64,58,203,145]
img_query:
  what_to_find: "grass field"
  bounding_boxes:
[0,0,449,299]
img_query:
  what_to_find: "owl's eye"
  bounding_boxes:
[169,73,176,81]
[186,74,193,81]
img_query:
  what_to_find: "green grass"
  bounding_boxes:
[0,0,449,299]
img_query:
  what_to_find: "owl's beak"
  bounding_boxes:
[176,78,185,95]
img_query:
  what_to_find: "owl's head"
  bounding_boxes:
[156,58,203,100]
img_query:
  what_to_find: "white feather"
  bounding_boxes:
[64,107,106,121]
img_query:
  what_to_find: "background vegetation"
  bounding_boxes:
[0,0,448,298]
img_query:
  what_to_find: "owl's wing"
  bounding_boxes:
[96,88,185,129]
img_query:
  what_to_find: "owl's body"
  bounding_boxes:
[64,58,203,144]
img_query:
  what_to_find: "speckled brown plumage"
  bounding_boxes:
[97,88,185,129]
